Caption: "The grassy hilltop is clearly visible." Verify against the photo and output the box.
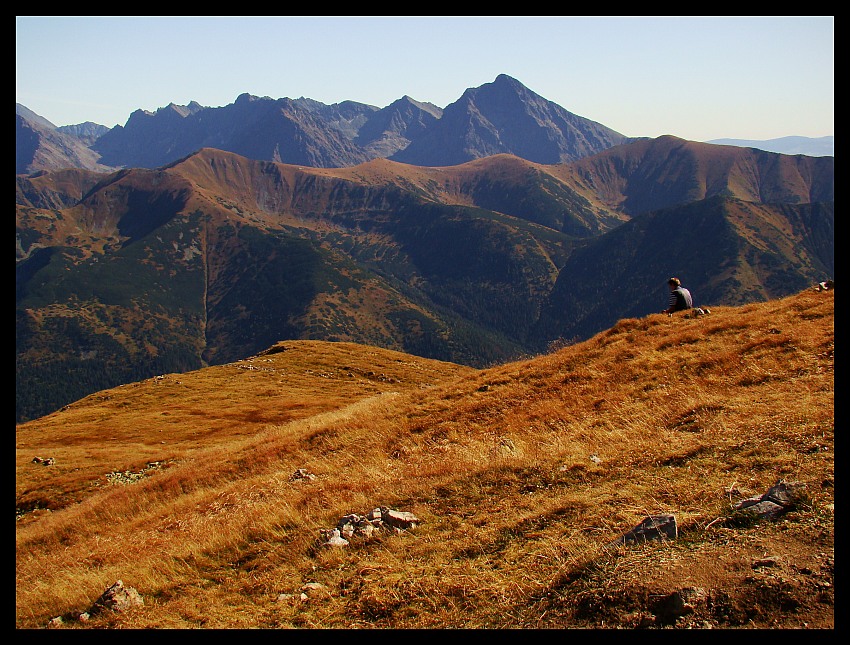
[16,287,834,629]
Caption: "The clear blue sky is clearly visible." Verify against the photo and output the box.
[16,16,834,142]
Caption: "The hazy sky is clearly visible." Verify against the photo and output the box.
[16,16,834,142]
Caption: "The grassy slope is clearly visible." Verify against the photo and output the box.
[16,288,834,629]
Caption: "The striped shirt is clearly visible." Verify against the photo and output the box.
[668,286,693,312]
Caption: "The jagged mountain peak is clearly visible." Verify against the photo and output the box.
[18,75,640,174]
[494,72,522,84]
[353,95,443,158]
[455,73,551,111]
[158,101,205,118]
[390,75,630,166]
[393,94,443,116]
[235,92,261,104]
[480,72,530,95]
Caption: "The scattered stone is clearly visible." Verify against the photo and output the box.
[105,461,168,485]
[319,528,350,547]
[735,499,785,518]
[753,556,781,569]
[301,582,330,600]
[733,479,806,519]
[652,587,708,623]
[624,611,656,628]
[379,507,420,530]
[606,514,678,549]
[290,468,316,482]
[89,580,144,615]
[319,506,420,547]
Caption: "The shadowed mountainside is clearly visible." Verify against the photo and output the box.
[16,140,834,423]
[16,109,116,175]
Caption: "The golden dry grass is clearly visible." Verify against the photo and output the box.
[16,289,834,629]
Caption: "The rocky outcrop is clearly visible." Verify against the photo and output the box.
[607,514,678,549]
[319,506,421,548]
[89,580,144,615]
[46,580,144,627]
[731,479,807,520]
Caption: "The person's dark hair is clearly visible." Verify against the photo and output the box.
[667,277,680,287]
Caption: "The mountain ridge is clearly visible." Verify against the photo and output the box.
[17,75,638,175]
[16,141,833,423]
[16,72,833,179]
[706,135,833,157]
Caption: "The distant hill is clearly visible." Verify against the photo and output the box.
[705,135,833,157]
[16,139,834,422]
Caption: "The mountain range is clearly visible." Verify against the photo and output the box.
[706,135,833,157]
[15,75,835,423]
[15,73,832,178]
[17,74,639,175]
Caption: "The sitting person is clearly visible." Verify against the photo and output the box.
[663,277,693,314]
